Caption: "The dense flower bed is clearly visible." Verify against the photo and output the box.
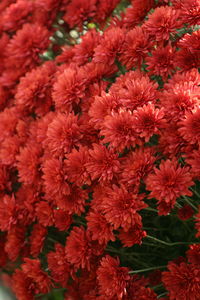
[0,0,200,299]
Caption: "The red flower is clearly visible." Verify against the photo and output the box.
[162,261,200,300]
[42,156,70,201]
[86,144,120,183]
[21,258,52,294]
[178,108,200,145]
[86,210,115,244]
[186,149,200,180]
[146,159,194,215]
[187,244,200,265]
[177,204,194,221]
[5,226,26,261]
[63,0,96,28]
[47,243,70,286]
[1,0,33,33]
[118,223,146,247]
[97,255,130,299]
[120,147,156,189]
[101,184,147,231]
[52,68,86,113]
[54,209,72,231]
[93,27,125,66]
[132,104,165,142]
[100,111,138,151]
[120,26,153,69]
[35,201,54,227]
[146,45,175,79]
[180,0,200,26]
[12,269,35,300]
[30,224,47,257]
[65,226,103,270]
[143,6,181,41]
[6,23,50,71]
[46,112,82,157]
[65,146,91,186]
[0,194,16,231]
[15,62,55,116]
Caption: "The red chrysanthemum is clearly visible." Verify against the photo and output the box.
[120,147,156,189]
[47,243,70,286]
[180,0,200,26]
[162,261,200,300]
[146,159,194,215]
[12,269,35,300]
[178,108,200,145]
[65,226,103,270]
[15,62,55,116]
[46,112,82,157]
[54,209,72,231]
[187,244,200,265]
[143,6,181,41]
[97,255,130,299]
[186,149,200,179]
[63,0,97,28]
[0,194,17,231]
[6,23,50,71]
[146,45,175,79]
[101,184,147,231]
[35,201,54,227]
[86,210,115,244]
[177,204,194,221]
[93,27,125,66]
[132,104,165,142]
[1,0,33,33]
[118,223,146,247]
[120,26,153,70]
[65,146,91,186]
[100,111,138,151]
[86,144,121,183]
[52,68,86,113]
[29,224,47,257]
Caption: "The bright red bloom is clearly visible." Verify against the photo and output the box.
[195,206,200,237]
[35,201,54,227]
[187,244,200,265]
[143,6,181,41]
[101,184,147,231]
[100,111,138,151]
[132,104,165,142]
[47,243,70,286]
[16,142,42,185]
[178,108,200,146]
[54,209,72,231]
[65,146,91,186]
[5,226,26,261]
[97,255,130,299]
[123,0,155,29]
[30,224,47,257]
[162,261,200,300]
[15,62,55,116]
[93,27,125,66]
[86,210,115,244]
[21,258,52,294]
[46,112,82,157]
[146,159,193,215]
[120,147,156,189]
[65,226,104,270]
[1,0,33,33]
[95,0,120,25]
[120,26,153,70]
[186,149,200,180]
[0,135,20,166]
[86,144,121,183]
[6,23,50,72]
[180,0,200,26]
[146,45,175,79]
[42,157,70,201]
[52,68,86,113]
[118,223,146,247]
[89,92,121,130]
[12,269,35,300]
[63,0,97,28]
[0,194,16,231]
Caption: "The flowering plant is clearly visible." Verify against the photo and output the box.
[0,0,200,299]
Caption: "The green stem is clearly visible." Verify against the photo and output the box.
[189,187,200,200]
[146,235,196,246]
[115,59,126,74]
[143,207,158,213]
[129,265,166,274]
[157,292,168,299]
[182,195,198,212]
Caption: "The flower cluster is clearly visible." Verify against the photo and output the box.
[0,0,200,299]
